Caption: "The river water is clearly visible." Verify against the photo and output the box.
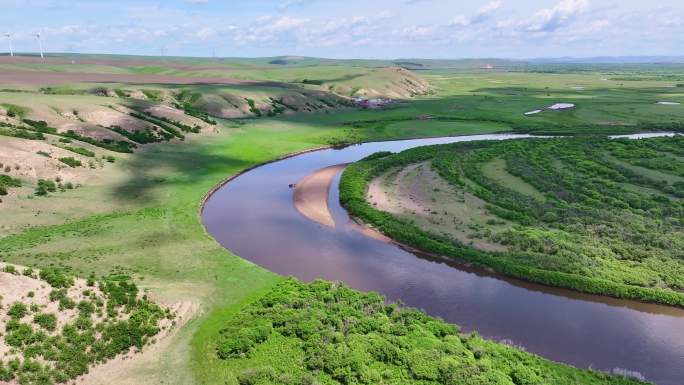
[202,133,684,385]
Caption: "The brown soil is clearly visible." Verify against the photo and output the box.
[144,104,210,131]
[74,300,200,385]
[80,108,150,132]
[0,136,93,181]
[0,263,105,360]
[367,162,509,252]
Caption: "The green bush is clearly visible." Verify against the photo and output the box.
[58,157,82,168]
[62,130,135,153]
[22,119,57,133]
[1,103,28,118]
[0,174,21,196]
[64,146,95,157]
[7,302,27,319]
[33,313,57,331]
[39,268,74,288]
[35,179,56,196]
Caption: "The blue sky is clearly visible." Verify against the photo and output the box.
[1,0,683,59]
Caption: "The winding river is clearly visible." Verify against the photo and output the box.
[202,133,684,385]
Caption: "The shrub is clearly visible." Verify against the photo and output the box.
[39,268,74,288]
[1,103,28,118]
[22,119,57,133]
[0,174,21,196]
[33,313,57,331]
[58,157,82,168]
[64,146,95,157]
[245,98,262,116]
[7,302,27,319]
[35,179,56,196]
[237,367,277,385]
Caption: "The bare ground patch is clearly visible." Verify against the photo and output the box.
[367,162,509,252]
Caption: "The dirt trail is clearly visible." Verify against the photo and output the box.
[293,164,346,227]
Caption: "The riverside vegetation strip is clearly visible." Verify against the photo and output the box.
[340,136,684,307]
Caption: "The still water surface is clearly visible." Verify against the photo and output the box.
[203,133,684,385]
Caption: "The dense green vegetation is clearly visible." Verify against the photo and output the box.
[214,279,647,385]
[0,123,46,140]
[0,265,169,385]
[35,179,57,196]
[341,136,684,306]
[63,146,95,158]
[58,157,83,168]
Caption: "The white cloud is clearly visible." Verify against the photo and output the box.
[278,0,314,10]
[449,0,503,27]
[3,0,684,58]
[518,0,589,32]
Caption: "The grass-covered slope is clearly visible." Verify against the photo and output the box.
[211,279,647,385]
[340,136,684,306]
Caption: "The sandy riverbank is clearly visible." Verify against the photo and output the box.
[293,164,346,227]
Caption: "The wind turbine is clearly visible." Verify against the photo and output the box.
[3,33,12,57]
[35,32,44,59]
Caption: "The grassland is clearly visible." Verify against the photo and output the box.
[341,136,684,307]
[1,55,684,383]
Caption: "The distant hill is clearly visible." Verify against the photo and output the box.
[530,56,684,64]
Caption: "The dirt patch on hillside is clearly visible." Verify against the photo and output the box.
[144,104,209,131]
[0,264,110,357]
[81,109,149,131]
[0,136,92,182]
[75,300,200,385]
[59,121,130,140]
[0,262,193,385]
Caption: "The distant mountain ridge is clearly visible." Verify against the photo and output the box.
[529,56,684,64]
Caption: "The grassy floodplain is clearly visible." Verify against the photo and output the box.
[1,55,683,383]
[341,136,684,307]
